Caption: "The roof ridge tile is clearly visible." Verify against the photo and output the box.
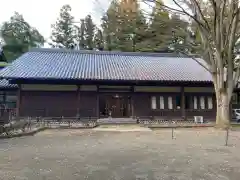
[29,48,186,57]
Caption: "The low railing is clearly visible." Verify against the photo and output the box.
[29,116,98,128]
[136,115,214,125]
[0,108,17,125]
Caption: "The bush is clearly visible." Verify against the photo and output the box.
[0,120,32,135]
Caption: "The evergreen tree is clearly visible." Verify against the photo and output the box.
[169,14,193,53]
[147,2,173,52]
[0,12,44,61]
[101,0,148,52]
[94,28,104,50]
[117,0,148,52]
[78,19,85,49]
[101,0,120,51]
[133,11,150,52]
[0,46,7,62]
[84,15,95,50]
[50,4,76,49]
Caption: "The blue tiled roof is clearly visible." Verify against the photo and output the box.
[0,48,212,82]
[0,64,17,89]
[0,79,17,89]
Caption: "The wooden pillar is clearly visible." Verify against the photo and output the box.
[16,84,22,118]
[181,87,185,119]
[131,86,134,118]
[76,85,81,118]
[96,85,100,118]
[3,92,6,105]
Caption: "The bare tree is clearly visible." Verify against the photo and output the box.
[143,0,240,128]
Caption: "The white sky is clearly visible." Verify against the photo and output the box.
[0,0,172,43]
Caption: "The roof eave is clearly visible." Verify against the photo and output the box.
[6,77,213,86]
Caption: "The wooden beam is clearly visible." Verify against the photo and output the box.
[16,84,22,118]
[96,85,100,118]
[76,85,81,118]
[181,86,185,119]
[131,86,134,118]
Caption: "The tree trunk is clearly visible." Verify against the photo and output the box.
[215,91,230,128]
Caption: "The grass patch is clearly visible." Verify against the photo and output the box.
[231,124,240,127]
[0,62,8,67]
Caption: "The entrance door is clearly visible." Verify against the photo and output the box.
[112,97,124,117]
[104,95,129,118]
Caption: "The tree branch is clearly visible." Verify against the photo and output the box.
[225,5,240,50]
[191,0,211,31]
[208,0,217,38]
[143,0,209,32]
[171,0,209,31]
[175,49,211,73]
[219,0,226,54]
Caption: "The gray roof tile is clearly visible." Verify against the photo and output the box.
[0,65,17,89]
[0,79,17,89]
[0,48,212,82]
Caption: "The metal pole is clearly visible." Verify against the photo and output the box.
[225,128,229,146]
[172,127,174,139]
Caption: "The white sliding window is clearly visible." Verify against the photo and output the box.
[200,96,205,109]
[168,96,173,109]
[151,96,157,110]
[159,96,164,109]
[193,96,198,109]
[207,97,213,109]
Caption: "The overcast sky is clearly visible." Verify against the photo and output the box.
[0,0,172,43]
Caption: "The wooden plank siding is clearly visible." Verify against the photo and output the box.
[20,91,77,117]
[78,92,98,117]
[16,84,217,120]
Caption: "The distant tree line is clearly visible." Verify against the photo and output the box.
[0,0,201,61]
[49,1,201,53]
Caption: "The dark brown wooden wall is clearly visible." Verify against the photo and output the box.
[79,92,97,117]
[20,91,77,117]
[19,90,216,119]
[20,91,98,117]
[132,93,151,117]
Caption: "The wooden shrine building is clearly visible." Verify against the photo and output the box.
[0,48,239,121]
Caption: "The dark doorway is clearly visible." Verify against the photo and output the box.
[99,94,131,118]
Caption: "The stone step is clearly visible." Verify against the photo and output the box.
[97,118,137,125]
[98,124,142,128]
[94,124,151,132]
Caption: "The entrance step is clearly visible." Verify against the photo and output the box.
[97,118,137,125]
[94,124,151,132]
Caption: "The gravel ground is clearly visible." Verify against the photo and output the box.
[0,128,240,180]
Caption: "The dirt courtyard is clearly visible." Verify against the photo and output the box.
[0,128,240,180]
